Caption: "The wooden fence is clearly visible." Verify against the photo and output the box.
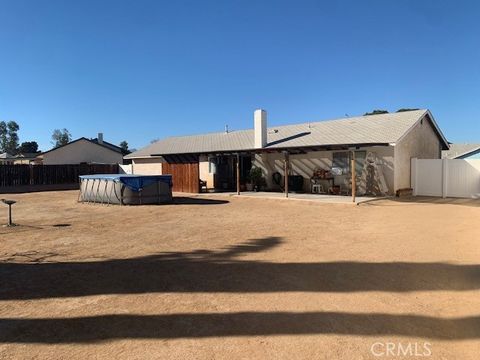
[0,164,119,187]
[162,162,199,193]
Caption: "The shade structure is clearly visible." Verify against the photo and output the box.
[78,174,173,205]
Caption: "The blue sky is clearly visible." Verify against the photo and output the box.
[1,0,479,151]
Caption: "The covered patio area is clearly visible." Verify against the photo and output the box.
[199,144,391,203]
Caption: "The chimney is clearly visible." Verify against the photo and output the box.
[254,109,267,148]
[97,132,103,144]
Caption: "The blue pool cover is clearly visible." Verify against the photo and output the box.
[79,174,173,192]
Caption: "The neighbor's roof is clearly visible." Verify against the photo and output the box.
[41,137,124,156]
[15,152,41,159]
[126,109,448,158]
[442,143,480,159]
[90,138,124,153]
[0,152,14,159]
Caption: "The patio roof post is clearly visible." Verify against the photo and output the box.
[283,151,289,198]
[236,153,240,195]
[351,150,356,203]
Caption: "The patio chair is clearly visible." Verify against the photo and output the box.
[310,178,326,194]
[199,179,208,193]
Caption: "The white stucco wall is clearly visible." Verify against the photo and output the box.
[131,157,163,175]
[119,164,133,174]
[42,139,123,165]
[394,116,442,191]
[252,146,395,195]
[199,155,214,189]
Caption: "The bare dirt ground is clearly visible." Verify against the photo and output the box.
[0,190,479,359]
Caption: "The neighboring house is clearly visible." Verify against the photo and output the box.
[40,133,124,165]
[125,109,449,195]
[1,152,41,164]
[13,152,42,165]
[442,143,480,159]
[0,152,15,165]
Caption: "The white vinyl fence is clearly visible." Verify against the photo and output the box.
[119,164,133,174]
[411,158,480,199]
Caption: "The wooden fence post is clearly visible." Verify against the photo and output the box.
[29,164,34,185]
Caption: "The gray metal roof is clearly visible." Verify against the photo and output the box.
[126,109,446,158]
[442,143,480,159]
[0,152,14,159]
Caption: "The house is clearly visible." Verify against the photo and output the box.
[125,109,449,195]
[1,152,41,165]
[13,152,42,165]
[0,152,15,165]
[40,133,124,165]
[442,143,480,159]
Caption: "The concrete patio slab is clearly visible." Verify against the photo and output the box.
[190,191,380,204]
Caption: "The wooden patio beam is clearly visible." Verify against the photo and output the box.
[351,150,356,203]
[283,151,289,198]
[236,153,240,195]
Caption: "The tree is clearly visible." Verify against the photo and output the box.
[19,141,39,153]
[364,110,389,116]
[0,121,7,152]
[119,141,128,152]
[6,121,19,154]
[119,140,131,155]
[0,121,20,154]
[51,128,72,147]
[396,108,419,112]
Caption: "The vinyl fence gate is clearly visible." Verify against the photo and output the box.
[411,158,480,199]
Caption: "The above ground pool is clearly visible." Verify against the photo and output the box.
[78,174,173,205]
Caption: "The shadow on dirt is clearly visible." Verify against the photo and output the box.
[1,312,478,343]
[1,237,479,342]
[172,197,229,205]
[1,237,479,300]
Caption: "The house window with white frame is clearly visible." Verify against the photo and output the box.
[332,152,350,175]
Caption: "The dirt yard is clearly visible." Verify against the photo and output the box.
[0,191,479,359]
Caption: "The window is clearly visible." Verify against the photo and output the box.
[332,151,366,176]
[332,152,350,175]
[208,157,217,174]
[354,151,366,175]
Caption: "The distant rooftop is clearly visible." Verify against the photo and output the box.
[41,137,124,155]
[0,152,14,159]
[442,143,480,159]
